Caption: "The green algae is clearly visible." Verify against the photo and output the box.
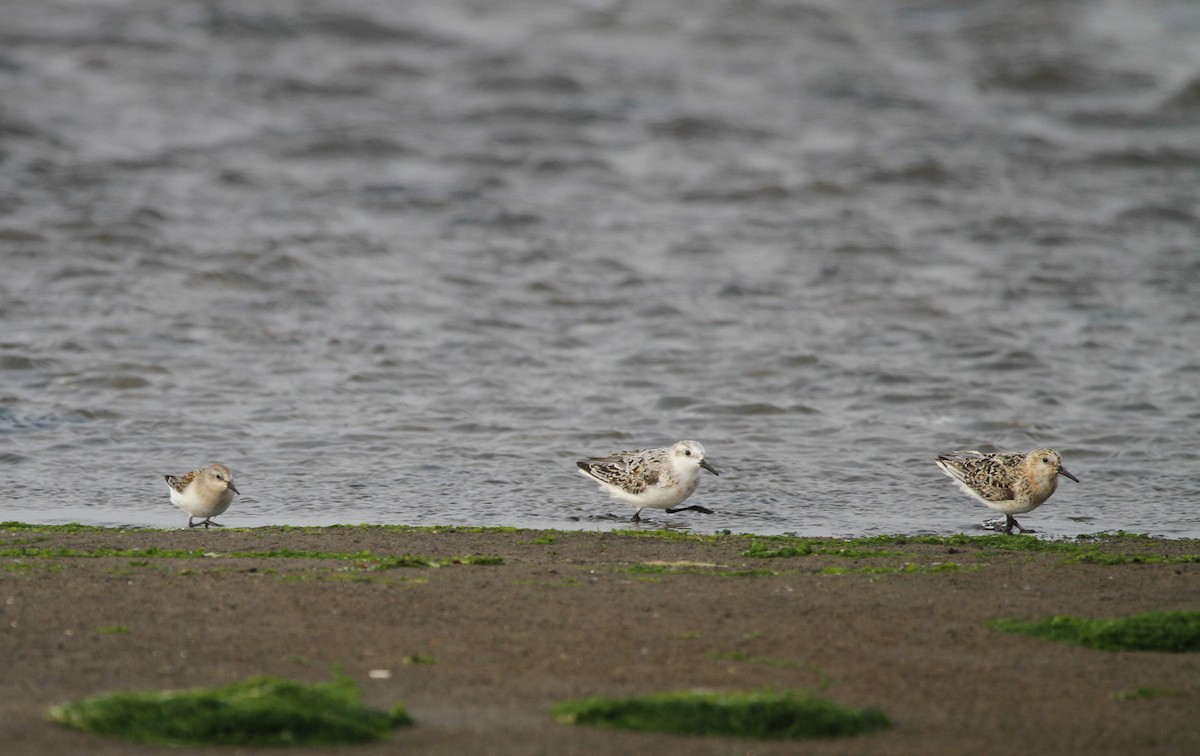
[95,625,130,635]
[740,541,899,559]
[0,545,502,568]
[0,522,112,534]
[707,651,797,668]
[2,523,1190,572]
[402,654,437,665]
[819,562,961,575]
[1068,552,1200,565]
[0,546,208,559]
[626,562,776,577]
[553,689,888,739]
[989,610,1200,652]
[1112,687,1187,701]
[49,676,412,746]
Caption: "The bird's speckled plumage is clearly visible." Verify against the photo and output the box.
[577,440,719,522]
[935,448,1078,534]
[165,463,239,529]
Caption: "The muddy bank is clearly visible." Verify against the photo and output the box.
[1,525,1197,754]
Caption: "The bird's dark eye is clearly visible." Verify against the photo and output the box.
[685,450,692,456]
[1041,457,1049,464]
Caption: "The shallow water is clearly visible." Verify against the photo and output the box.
[2,0,1199,536]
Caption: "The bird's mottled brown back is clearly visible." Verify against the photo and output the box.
[165,469,200,494]
[937,452,1022,502]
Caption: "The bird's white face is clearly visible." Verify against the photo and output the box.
[671,441,719,476]
[672,440,705,466]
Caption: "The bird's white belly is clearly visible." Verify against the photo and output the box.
[170,487,234,518]
[981,498,1036,515]
[609,478,697,509]
[951,479,1039,515]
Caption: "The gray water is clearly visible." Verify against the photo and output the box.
[2,0,1199,536]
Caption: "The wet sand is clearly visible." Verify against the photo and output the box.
[1,525,1197,755]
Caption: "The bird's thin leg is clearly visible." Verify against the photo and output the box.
[631,510,641,523]
[188,517,200,528]
[1003,515,1036,534]
[667,505,714,515]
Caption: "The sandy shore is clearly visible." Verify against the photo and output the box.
[1,524,1197,754]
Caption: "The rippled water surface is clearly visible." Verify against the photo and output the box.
[2,0,1199,536]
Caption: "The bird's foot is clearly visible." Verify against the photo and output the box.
[1005,516,1035,535]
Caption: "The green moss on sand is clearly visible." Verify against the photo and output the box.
[1111,687,1187,700]
[552,689,888,739]
[1068,552,1200,565]
[49,676,412,746]
[0,545,501,568]
[741,541,899,559]
[819,562,960,575]
[626,562,775,577]
[990,610,1200,652]
[0,522,110,534]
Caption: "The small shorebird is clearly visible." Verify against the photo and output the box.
[577,440,719,522]
[934,448,1078,534]
[165,463,240,529]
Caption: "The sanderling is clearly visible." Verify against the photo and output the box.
[165,463,240,529]
[577,440,719,522]
[934,448,1078,534]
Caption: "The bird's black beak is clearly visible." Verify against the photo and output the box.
[1058,467,1079,483]
[228,482,241,495]
[700,460,719,476]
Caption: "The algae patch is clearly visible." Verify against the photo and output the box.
[0,544,502,569]
[989,610,1200,652]
[552,689,888,739]
[94,625,130,635]
[1112,687,1187,701]
[741,541,898,559]
[707,651,797,668]
[627,561,775,577]
[1068,552,1200,565]
[49,676,412,746]
[820,562,960,575]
